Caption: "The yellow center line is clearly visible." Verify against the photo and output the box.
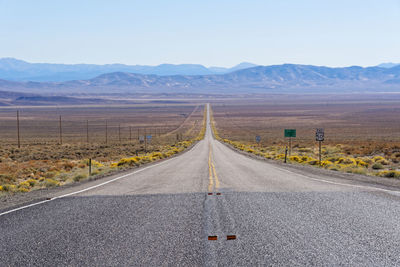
[208,143,220,192]
[208,143,214,192]
[211,162,220,189]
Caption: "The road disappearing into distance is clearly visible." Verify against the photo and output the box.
[2,104,400,266]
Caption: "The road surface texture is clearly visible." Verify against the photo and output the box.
[2,104,400,266]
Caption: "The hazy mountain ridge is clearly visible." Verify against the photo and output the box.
[1,63,400,95]
[377,63,400,68]
[0,58,258,82]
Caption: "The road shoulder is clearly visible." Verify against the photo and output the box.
[217,139,400,191]
[0,139,202,213]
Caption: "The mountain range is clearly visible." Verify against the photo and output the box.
[0,58,258,82]
[1,64,400,96]
[377,63,400,68]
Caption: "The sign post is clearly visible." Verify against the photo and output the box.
[284,129,296,156]
[284,146,288,163]
[144,129,147,153]
[316,128,324,166]
[88,158,92,176]
[255,135,261,146]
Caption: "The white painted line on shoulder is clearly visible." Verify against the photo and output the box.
[0,148,189,217]
[269,164,400,194]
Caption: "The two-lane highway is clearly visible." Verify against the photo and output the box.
[2,104,400,266]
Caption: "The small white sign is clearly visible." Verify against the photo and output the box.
[139,136,145,143]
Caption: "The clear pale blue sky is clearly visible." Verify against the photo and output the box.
[1,0,399,67]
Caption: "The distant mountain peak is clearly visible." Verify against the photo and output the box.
[377,63,400,68]
[232,62,258,68]
[2,63,400,95]
[0,58,259,82]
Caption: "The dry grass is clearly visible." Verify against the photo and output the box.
[0,103,206,194]
[211,97,400,178]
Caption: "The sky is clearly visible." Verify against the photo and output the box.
[1,0,399,67]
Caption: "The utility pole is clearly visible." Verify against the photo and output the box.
[17,110,20,148]
[59,115,62,145]
[105,120,108,145]
[118,124,121,143]
[86,120,89,144]
[88,158,92,176]
[144,128,147,153]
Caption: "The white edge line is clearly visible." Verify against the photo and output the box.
[267,163,400,194]
[0,143,198,217]
[216,139,400,195]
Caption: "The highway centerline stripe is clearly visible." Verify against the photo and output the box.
[208,143,214,192]
[211,162,220,189]
[208,142,220,192]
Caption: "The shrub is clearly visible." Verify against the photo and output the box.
[245,148,255,153]
[355,159,369,168]
[328,165,340,171]
[336,158,356,165]
[321,160,333,167]
[73,174,87,182]
[0,174,15,184]
[26,179,37,187]
[373,156,385,162]
[85,159,104,168]
[58,173,69,182]
[117,157,140,167]
[18,187,29,193]
[306,159,319,166]
[275,154,286,160]
[372,163,384,170]
[377,159,390,165]
[1,184,16,192]
[44,178,59,187]
[301,156,312,162]
[44,171,57,178]
[350,167,368,175]
[289,155,302,163]
[18,181,31,189]
[110,162,118,168]
[298,148,312,153]
[62,161,76,171]
[377,170,400,178]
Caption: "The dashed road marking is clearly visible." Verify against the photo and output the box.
[208,236,218,241]
[227,235,237,240]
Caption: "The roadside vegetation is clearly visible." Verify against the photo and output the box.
[210,102,400,179]
[0,104,207,195]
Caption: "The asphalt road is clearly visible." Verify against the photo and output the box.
[2,104,400,266]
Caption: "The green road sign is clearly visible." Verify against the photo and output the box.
[284,129,296,138]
